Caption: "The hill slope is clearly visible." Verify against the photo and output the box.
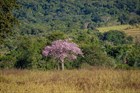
[14,0,140,34]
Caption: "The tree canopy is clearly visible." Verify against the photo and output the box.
[13,0,140,34]
[0,0,18,40]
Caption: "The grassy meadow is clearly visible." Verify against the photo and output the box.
[0,68,140,93]
[97,24,140,39]
[97,25,131,33]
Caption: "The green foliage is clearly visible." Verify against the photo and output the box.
[127,44,140,67]
[104,42,140,68]
[0,0,18,41]
[103,30,133,45]
[0,54,16,69]
[46,31,67,42]
[80,45,115,67]
[105,44,132,60]
[115,63,131,70]
[13,0,140,33]
[0,0,140,70]
[0,36,48,69]
[0,29,139,69]
[69,30,116,68]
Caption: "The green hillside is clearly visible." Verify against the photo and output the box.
[0,0,140,70]
[14,0,140,34]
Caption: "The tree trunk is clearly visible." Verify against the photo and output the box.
[61,62,64,70]
[58,62,60,70]
[123,56,127,64]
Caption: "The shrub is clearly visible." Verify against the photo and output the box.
[103,30,132,45]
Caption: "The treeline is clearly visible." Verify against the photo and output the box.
[0,30,140,69]
[14,0,140,34]
[0,0,140,70]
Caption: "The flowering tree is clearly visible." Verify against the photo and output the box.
[42,39,83,70]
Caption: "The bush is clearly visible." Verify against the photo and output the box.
[115,63,131,70]
[80,45,115,67]
[103,30,132,45]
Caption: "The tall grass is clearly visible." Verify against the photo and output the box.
[0,68,140,93]
[97,25,131,32]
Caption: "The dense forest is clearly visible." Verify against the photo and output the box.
[14,0,140,34]
[0,0,140,70]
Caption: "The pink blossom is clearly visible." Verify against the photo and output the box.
[42,39,83,63]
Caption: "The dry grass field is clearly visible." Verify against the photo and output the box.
[97,25,131,33]
[0,68,140,93]
[97,24,140,40]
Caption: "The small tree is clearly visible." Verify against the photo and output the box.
[42,39,83,70]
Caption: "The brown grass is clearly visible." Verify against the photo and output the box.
[97,24,140,41]
[0,68,140,93]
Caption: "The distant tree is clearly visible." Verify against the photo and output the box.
[118,14,130,24]
[47,31,66,42]
[81,45,115,67]
[103,30,132,45]
[13,36,46,69]
[127,44,140,67]
[42,39,83,70]
[0,0,18,42]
